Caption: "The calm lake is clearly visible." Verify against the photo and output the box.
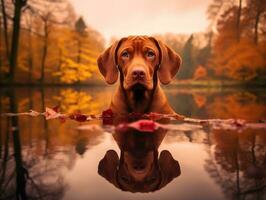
[0,86,266,200]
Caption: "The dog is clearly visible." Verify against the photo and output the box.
[98,125,181,192]
[97,36,181,114]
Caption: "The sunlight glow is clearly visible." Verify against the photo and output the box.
[69,0,211,42]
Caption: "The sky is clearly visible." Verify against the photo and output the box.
[69,0,212,42]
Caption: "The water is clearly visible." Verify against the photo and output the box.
[0,86,266,200]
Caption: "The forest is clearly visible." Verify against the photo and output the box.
[0,0,265,85]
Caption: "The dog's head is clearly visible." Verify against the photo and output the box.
[98,128,181,192]
[97,36,181,89]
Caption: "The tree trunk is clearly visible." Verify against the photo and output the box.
[57,48,62,83]
[236,0,242,42]
[0,16,2,73]
[254,10,261,45]
[9,90,28,199]
[0,0,10,61]
[27,30,33,83]
[40,21,48,83]
[9,0,26,82]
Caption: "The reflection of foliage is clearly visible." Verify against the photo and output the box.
[192,93,207,108]
[0,89,106,199]
[53,89,102,114]
[166,88,266,120]
[205,130,266,199]
[206,92,266,120]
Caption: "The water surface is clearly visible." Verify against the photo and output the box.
[0,86,266,200]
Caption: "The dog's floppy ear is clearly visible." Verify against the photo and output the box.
[98,150,119,187]
[158,150,181,189]
[97,39,123,84]
[151,37,182,85]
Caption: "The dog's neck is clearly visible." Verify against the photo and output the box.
[111,83,173,114]
[125,84,153,113]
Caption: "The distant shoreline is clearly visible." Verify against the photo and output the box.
[0,80,266,88]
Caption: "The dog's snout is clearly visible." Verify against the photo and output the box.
[132,68,146,80]
[133,162,146,171]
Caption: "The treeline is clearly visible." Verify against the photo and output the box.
[0,0,265,84]
[158,0,266,82]
[0,0,105,84]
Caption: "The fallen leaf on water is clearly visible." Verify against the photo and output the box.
[102,109,114,125]
[74,114,88,122]
[44,107,61,120]
[52,105,60,113]
[102,109,113,118]
[129,120,158,132]
[29,110,41,117]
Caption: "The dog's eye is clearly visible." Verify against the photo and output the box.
[121,51,129,58]
[146,50,155,58]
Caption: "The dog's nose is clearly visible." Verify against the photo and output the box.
[132,69,145,80]
[133,163,145,171]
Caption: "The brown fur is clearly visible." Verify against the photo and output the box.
[98,128,181,192]
[97,36,181,114]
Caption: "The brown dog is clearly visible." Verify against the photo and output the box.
[97,36,181,114]
[98,126,181,192]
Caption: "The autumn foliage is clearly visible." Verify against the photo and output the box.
[0,0,104,84]
[0,0,265,84]
[208,0,266,81]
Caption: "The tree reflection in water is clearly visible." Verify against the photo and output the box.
[205,129,266,200]
[0,90,68,199]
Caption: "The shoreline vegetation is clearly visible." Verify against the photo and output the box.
[1,79,266,88]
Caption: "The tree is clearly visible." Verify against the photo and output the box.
[178,34,195,79]
[53,18,102,84]
[9,0,27,82]
[208,0,266,81]
[0,0,105,84]
[0,0,10,61]
[26,0,75,83]
[236,0,242,42]
[246,0,266,44]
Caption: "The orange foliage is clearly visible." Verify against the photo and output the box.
[209,2,266,81]
[193,65,207,80]
[212,39,265,80]
[193,94,207,108]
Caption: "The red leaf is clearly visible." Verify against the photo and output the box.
[52,105,60,113]
[129,120,159,132]
[45,107,60,120]
[102,109,114,125]
[59,116,66,123]
[115,123,129,133]
[74,114,87,122]
[102,109,113,118]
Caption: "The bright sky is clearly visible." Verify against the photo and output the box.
[69,0,211,42]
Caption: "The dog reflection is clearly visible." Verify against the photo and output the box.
[98,127,181,192]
